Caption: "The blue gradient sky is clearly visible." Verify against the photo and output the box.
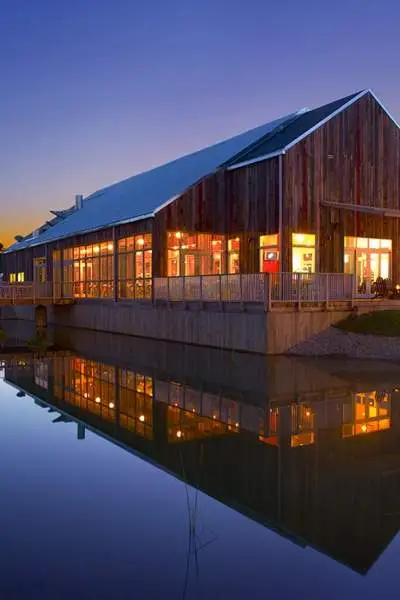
[1,0,400,245]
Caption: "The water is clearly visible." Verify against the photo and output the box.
[1,324,400,599]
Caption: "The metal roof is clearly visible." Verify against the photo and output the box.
[7,111,299,252]
[226,91,365,168]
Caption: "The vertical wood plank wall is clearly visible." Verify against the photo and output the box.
[153,160,280,276]
[283,93,400,275]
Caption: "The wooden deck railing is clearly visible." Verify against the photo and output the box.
[153,273,356,309]
[0,282,72,305]
[0,273,356,308]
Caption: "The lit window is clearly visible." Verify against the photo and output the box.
[63,241,114,298]
[292,233,315,247]
[292,233,316,273]
[118,234,152,300]
[9,273,16,283]
[260,234,278,247]
[17,272,24,282]
[167,232,240,276]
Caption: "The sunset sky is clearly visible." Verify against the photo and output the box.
[1,0,400,247]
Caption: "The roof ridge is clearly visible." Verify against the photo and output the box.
[219,110,306,169]
[222,109,310,168]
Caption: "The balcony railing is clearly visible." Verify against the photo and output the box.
[154,272,355,309]
[0,282,70,304]
[0,273,356,308]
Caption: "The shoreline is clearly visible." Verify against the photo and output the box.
[287,326,400,361]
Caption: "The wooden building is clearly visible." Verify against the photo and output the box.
[3,89,400,300]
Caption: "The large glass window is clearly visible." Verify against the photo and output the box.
[62,247,74,297]
[167,232,240,276]
[64,242,114,298]
[118,234,152,299]
[292,233,316,273]
[344,237,392,285]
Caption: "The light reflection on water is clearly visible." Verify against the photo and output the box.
[1,326,400,599]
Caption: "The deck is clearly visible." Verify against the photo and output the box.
[1,274,397,312]
[0,283,73,306]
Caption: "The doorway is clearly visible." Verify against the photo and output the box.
[33,257,48,298]
[344,237,392,291]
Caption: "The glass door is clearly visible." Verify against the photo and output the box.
[33,257,48,298]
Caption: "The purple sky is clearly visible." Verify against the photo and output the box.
[1,0,400,244]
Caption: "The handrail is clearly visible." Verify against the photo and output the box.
[0,282,73,305]
[153,272,356,307]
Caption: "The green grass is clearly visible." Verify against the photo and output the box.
[335,310,400,337]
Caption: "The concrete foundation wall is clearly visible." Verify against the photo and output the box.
[9,301,354,355]
[266,310,352,354]
[11,302,267,354]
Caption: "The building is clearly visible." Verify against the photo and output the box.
[3,89,400,300]
[5,345,400,574]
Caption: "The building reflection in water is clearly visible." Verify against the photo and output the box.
[4,353,400,576]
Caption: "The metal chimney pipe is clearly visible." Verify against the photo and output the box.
[75,194,83,210]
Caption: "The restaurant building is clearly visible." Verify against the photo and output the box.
[3,89,400,298]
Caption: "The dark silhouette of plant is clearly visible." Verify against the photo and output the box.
[0,329,7,351]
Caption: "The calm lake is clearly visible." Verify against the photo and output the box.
[1,322,400,599]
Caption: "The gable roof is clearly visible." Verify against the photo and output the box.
[226,91,365,168]
[6,111,299,252]
[8,88,393,254]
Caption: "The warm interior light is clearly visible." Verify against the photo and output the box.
[396,285,400,291]
[83,393,88,399]
[95,397,101,403]
[139,415,145,422]
[235,237,240,242]
[137,238,145,246]
[192,408,196,413]
[93,246,100,253]
[109,402,115,409]
[361,424,367,432]
[305,410,311,417]
[235,422,239,427]
[175,232,182,239]
[176,430,183,438]
[107,243,114,251]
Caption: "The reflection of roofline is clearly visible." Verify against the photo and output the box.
[10,380,307,547]
[5,372,397,576]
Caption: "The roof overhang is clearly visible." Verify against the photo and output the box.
[3,213,154,253]
[226,150,284,170]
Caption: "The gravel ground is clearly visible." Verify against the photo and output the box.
[287,326,400,360]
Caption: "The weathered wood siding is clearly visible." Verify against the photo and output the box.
[153,159,280,275]
[283,93,400,274]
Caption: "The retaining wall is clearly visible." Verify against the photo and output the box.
[10,301,353,355]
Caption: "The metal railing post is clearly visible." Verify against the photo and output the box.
[325,274,329,309]
[297,274,301,310]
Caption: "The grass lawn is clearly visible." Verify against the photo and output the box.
[334,310,400,337]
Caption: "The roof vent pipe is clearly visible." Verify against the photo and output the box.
[75,194,84,210]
